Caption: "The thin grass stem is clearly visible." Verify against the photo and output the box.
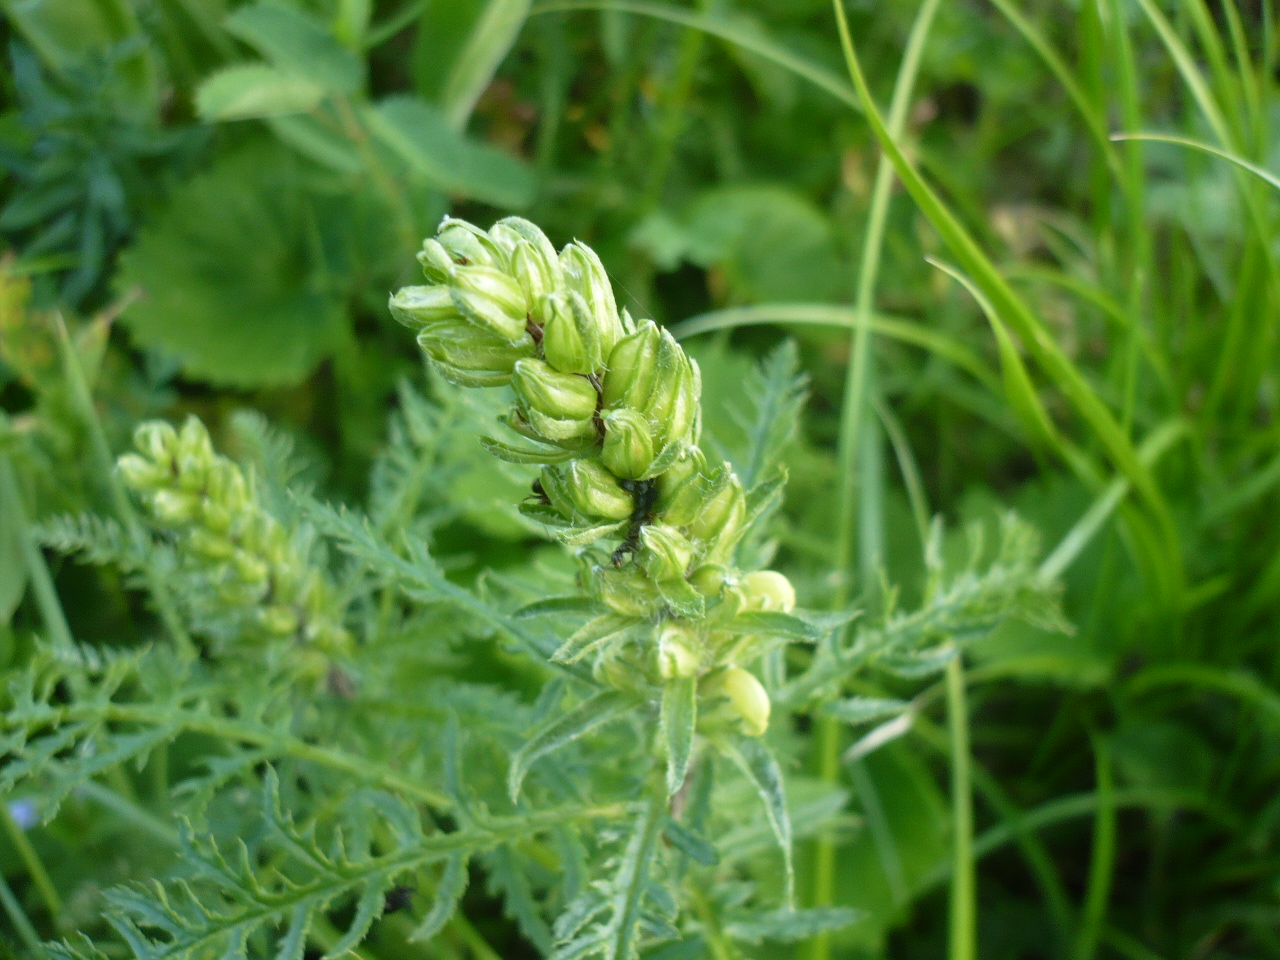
[945,654,976,960]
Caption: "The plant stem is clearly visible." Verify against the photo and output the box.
[449,912,505,960]
[0,866,45,958]
[1075,733,1116,960]
[811,4,942,957]
[946,653,976,960]
[0,803,61,921]
[0,454,74,651]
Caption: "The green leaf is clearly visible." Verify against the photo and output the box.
[604,798,663,960]
[723,737,793,907]
[634,186,840,302]
[513,595,605,619]
[267,114,362,173]
[225,1,362,94]
[116,143,347,387]
[408,855,469,942]
[551,613,636,664]
[661,817,718,867]
[661,677,696,797]
[367,96,535,208]
[508,691,633,800]
[196,64,325,121]
[826,697,910,726]
[441,0,533,128]
[724,907,862,944]
[0,471,27,624]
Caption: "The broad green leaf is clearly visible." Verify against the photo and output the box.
[367,96,535,208]
[661,677,696,797]
[635,186,840,302]
[225,1,362,94]
[196,64,325,121]
[267,114,362,174]
[116,143,347,387]
[508,690,633,800]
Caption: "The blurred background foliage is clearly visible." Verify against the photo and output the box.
[1,0,1280,957]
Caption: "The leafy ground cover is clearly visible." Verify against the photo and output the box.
[1,1,1279,958]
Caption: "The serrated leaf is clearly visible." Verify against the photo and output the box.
[226,1,362,94]
[661,818,717,867]
[724,907,862,944]
[552,613,635,665]
[508,691,633,800]
[723,737,793,907]
[481,435,580,464]
[825,697,910,726]
[116,142,346,387]
[513,595,605,619]
[604,800,663,960]
[196,64,325,121]
[367,96,534,208]
[409,855,469,942]
[661,677,696,797]
[878,644,957,678]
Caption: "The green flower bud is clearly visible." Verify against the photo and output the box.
[133,420,177,465]
[542,459,634,522]
[640,524,695,581]
[593,566,663,618]
[416,238,456,282]
[117,453,162,490]
[449,266,529,340]
[689,564,728,598]
[657,622,701,679]
[511,242,560,313]
[259,604,300,637]
[601,408,655,479]
[421,329,531,387]
[687,473,746,550]
[561,241,623,354]
[437,219,500,267]
[740,570,795,613]
[602,320,661,410]
[151,489,197,525]
[655,447,707,500]
[702,666,770,737]
[521,406,598,442]
[656,465,723,529]
[512,359,599,421]
[389,286,457,331]
[540,294,592,375]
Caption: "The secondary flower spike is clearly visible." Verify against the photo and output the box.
[391,216,805,740]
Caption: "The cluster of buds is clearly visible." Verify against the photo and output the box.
[117,417,347,654]
[391,217,795,740]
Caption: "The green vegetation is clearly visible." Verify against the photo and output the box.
[1,1,1278,957]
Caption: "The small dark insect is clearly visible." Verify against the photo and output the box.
[530,478,551,505]
[384,886,415,914]
[612,479,658,567]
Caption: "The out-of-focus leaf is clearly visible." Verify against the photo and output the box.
[116,142,346,388]
[440,0,533,128]
[367,95,534,208]
[632,186,841,302]
[196,64,326,121]
[0,470,27,624]
[267,114,362,174]
[225,1,362,95]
